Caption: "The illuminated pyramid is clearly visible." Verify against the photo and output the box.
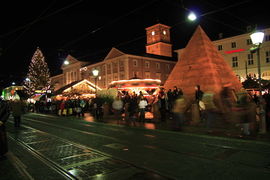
[164,26,242,97]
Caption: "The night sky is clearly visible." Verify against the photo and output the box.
[0,0,268,89]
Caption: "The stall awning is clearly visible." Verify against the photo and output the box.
[31,94,45,101]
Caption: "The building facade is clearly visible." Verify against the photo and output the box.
[175,28,270,81]
[51,24,177,91]
[51,24,270,92]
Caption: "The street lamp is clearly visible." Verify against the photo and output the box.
[250,30,265,133]
[92,68,99,94]
[64,60,69,65]
[187,11,197,21]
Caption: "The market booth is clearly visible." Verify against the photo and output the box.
[53,79,102,100]
[108,78,161,96]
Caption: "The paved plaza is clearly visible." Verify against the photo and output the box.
[1,113,270,180]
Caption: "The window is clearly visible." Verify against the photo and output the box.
[133,71,139,77]
[166,64,170,70]
[133,59,138,67]
[156,62,160,69]
[232,56,238,67]
[248,72,256,78]
[265,35,270,41]
[151,31,155,35]
[262,71,270,80]
[218,45,223,51]
[247,39,252,45]
[247,54,254,65]
[120,73,125,80]
[119,61,124,66]
[231,42,236,48]
[145,61,150,68]
[266,51,270,63]
[113,74,118,81]
[107,64,111,74]
[145,72,150,79]
[156,72,161,80]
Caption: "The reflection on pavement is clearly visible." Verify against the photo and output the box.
[83,113,94,122]
[144,123,156,130]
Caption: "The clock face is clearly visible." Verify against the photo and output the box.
[163,30,166,35]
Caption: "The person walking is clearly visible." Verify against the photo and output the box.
[138,96,148,122]
[10,99,25,127]
[237,94,256,136]
[201,92,219,131]
[0,97,10,159]
[158,89,168,122]
[192,85,204,124]
[112,96,124,124]
[172,95,187,131]
[79,99,86,117]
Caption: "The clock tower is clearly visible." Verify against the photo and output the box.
[145,23,172,57]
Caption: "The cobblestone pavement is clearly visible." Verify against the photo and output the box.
[2,113,270,180]
[5,124,168,180]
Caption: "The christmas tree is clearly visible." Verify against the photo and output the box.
[24,47,51,95]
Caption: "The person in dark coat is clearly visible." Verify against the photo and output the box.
[195,85,204,102]
[10,99,25,127]
[0,98,10,159]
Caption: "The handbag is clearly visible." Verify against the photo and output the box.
[199,101,205,110]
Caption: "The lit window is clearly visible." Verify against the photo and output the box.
[156,72,161,79]
[248,72,256,78]
[145,72,150,79]
[151,31,155,35]
[163,30,166,35]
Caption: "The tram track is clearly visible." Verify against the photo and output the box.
[8,134,79,180]
[22,114,270,155]
[7,114,270,179]
[7,122,175,180]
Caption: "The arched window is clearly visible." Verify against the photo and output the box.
[262,71,270,80]
[248,72,256,78]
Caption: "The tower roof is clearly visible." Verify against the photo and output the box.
[164,25,242,96]
[145,23,171,30]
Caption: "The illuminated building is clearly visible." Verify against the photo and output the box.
[165,26,242,96]
[51,23,177,91]
[175,27,270,81]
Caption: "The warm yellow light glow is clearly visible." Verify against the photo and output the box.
[110,79,161,85]
[64,79,102,92]
[92,69,99,77]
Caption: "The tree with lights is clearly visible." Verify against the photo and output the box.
[24,47,51,95]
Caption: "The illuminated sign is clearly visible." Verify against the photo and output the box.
[225,49,245,54]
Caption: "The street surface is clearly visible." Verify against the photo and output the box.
[3,113,270,180]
